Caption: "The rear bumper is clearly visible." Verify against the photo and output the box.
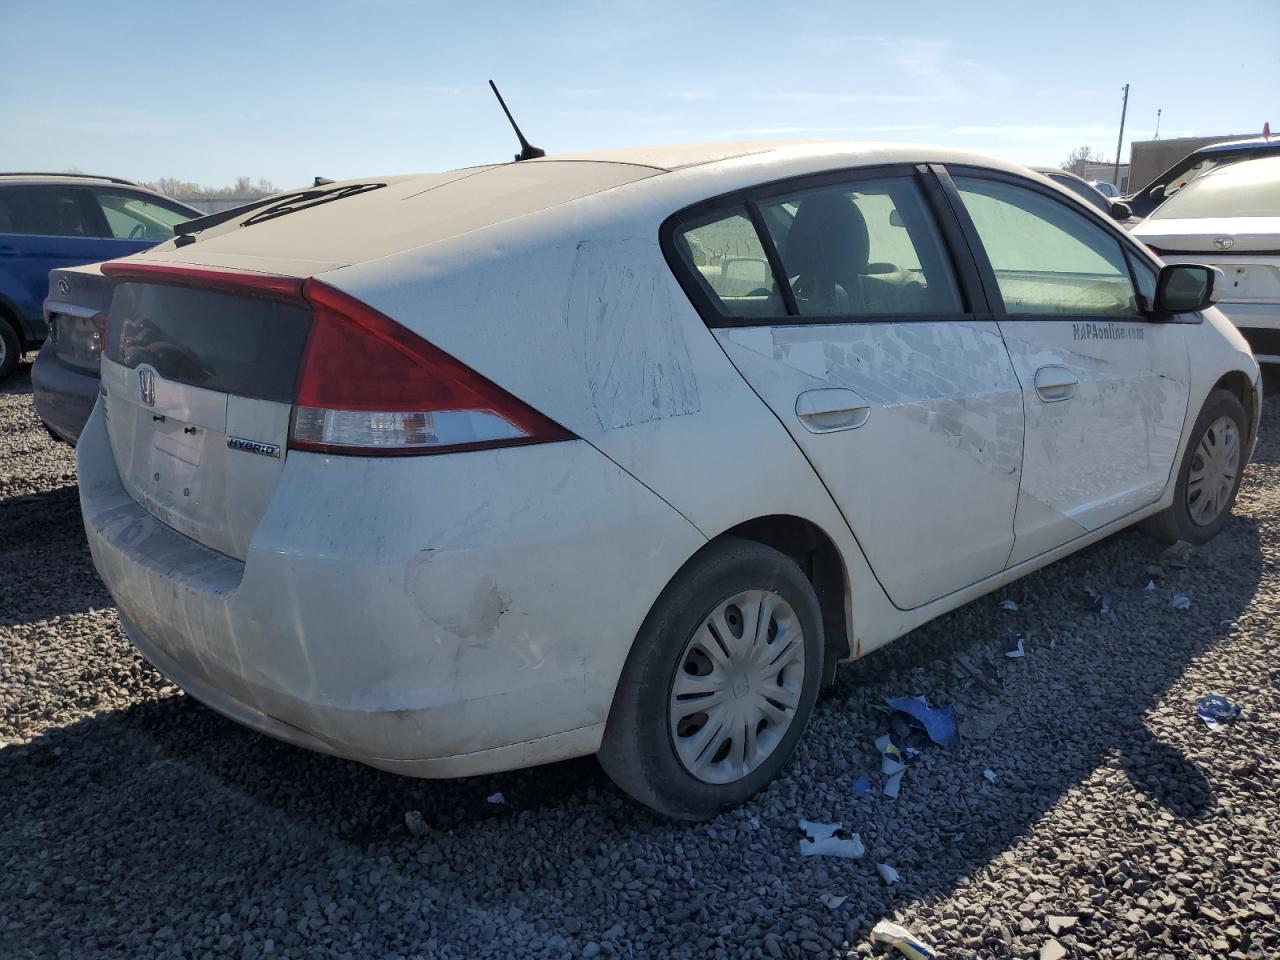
[1214,303,1280,363]
[77,404,703,777]
[30,340,98,445]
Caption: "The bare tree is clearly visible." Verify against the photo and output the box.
[1061,146,1106,170]
[141,177,277,199]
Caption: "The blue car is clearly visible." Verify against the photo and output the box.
[0,173,199,380]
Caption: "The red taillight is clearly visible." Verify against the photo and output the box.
[99,261,574,457]
[290,280,574,456]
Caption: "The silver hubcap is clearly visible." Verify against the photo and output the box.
[1187,415,1240,526]
[668,589,805,785]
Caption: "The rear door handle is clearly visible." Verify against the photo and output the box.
[1034,365,1079,403]
[0,245,18,257]
[795,388,871,432]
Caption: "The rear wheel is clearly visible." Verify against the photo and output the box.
[1143,388,1247,544]
[599,538,824,820]
[0,316,19,382]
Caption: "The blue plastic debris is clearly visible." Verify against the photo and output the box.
[883,696,958,749]
[1196,694,1242,730]
[853,775,871,796]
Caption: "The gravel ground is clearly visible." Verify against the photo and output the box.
[2,359,1277,960]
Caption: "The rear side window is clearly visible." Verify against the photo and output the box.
[678,208,784,319]
[954,176,1139,318]
[93,190,192,241]
[671,173,962,323]
[760,177,961,318]
[0,185,98,237]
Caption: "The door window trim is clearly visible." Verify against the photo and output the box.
[934,164,1169,323]
[660,163,990,328]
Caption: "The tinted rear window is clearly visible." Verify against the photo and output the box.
[106,283,312,402]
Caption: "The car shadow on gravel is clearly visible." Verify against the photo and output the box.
[0,504,1266,956]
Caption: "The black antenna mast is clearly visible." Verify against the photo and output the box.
[489,80,545,161]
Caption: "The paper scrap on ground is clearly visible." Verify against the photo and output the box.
[821,894,848,909]
[798,820,865,859]
[1170,593,1191,609]
[876,862,901,885]
[870,920,937,960]
[1000,599,1019,611]
[1006,633,1026,658]
[883,696,959,748]
[983,768,998,783]
[1144,579,1156,592]
[883,770,904,799]
[853,775,871,796]
[1086,586,1113,615]
[486,792,505,804]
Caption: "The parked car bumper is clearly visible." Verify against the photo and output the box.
[30,340,98,445]
[1216,302,1280,364]
[76,404,704,776]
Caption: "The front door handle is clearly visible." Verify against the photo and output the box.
[795,388,871,432]
[1034,365,1079,403]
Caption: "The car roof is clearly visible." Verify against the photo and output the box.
[0,172,141,187]
[1190,137,1280,157]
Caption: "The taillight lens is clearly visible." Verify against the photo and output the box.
[289,280,574,456]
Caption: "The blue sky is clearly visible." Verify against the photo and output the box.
[2,0,1277,189]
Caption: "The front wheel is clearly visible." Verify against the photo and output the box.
[598,538,824,820]
[1143,388,1247,544]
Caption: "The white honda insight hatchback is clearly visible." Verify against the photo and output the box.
[79,142,1260,818]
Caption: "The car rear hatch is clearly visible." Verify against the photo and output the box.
[46,264,112,371]
[99,268,312,561]
[1139,217,1280,304]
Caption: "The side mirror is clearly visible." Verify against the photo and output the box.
[1108,200,1133,220]
[1155,264,1222,315]
[1148,183,1167,201]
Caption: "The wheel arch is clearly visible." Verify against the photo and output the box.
[1211,369,1259,446]
[717,514,852,682]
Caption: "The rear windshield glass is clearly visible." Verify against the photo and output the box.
[1152,158,1280,220]
[106,283,312,402]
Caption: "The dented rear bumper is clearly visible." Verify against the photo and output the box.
[77,403,704,776]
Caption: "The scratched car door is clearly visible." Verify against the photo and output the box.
[945,169,1190,564]
[671,166,1024,609]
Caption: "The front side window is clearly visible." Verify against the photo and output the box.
[954,176,1140,317]
[93,190,193,241]
[759,176,962,318]
[0,185,96,237]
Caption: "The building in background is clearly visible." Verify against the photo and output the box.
[1128,134,1258,189]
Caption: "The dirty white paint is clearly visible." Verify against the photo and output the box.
[563,238,700,430]
[999,318,1190,565]
[719,320,1023,609]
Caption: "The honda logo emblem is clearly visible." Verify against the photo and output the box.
[138,368,156,406]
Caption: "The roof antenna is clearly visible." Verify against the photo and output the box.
[489,80,545,161]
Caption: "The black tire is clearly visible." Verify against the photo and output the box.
[0,316,19,382]
[1143,388,1247,545]
[598,537,824,820]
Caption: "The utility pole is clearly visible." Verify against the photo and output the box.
[1154,107,1162,140]
[1114,83,1129,186]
